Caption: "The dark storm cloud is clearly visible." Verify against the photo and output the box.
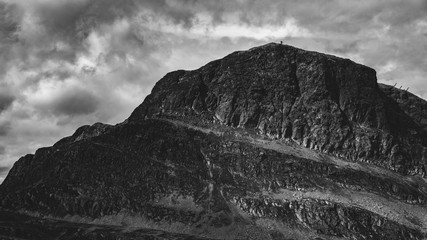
[0,146,5,155]
[0,2,20,43]
[0,0,150,75]
[53,90,98,116]
[0,121,11,136]
[32,0,139,41]
[326,41,360,55]
[41,71,72,81]
[31,86,100,117]
[0,0,280,74]
[0,93,15,113]
[0,2,21,76]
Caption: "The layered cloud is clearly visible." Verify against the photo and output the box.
[0,0,426,182]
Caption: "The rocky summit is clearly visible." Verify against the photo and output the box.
[1,43,427,240]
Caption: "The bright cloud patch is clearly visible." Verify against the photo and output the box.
[138,10,310,40]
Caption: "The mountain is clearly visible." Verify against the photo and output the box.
[1,43,427,240]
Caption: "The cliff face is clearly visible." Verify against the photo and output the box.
[129,43,426,175]
[1,43,427,240]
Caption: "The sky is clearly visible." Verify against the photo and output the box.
[0,0,427,182]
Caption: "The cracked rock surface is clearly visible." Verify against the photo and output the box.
[131,43,427,175]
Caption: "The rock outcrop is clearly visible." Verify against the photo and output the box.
[130,43,427,175]
[1,43,427,240]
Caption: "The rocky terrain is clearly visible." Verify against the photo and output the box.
[1,43,427,240]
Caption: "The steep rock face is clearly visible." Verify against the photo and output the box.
[2,43,427,240]
[380,83,427,132]
[129,43,426,175]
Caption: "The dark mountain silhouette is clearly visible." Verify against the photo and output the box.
[1,43,427,240]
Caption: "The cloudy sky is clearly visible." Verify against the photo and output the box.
[0,0,427,182]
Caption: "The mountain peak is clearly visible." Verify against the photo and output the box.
[2,43,427,240]
[129,43,423,175]
[248,42,363,67]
